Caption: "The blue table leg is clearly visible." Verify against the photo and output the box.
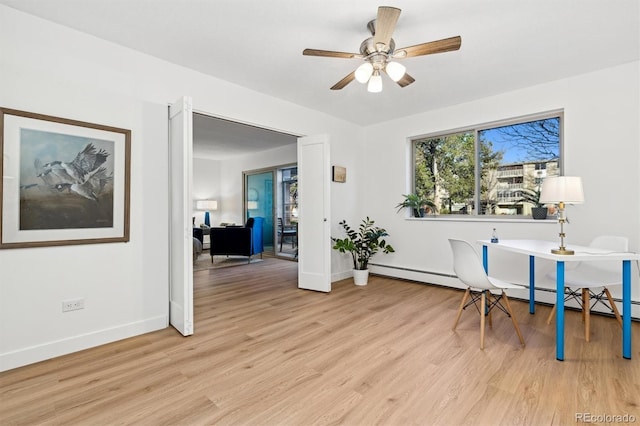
[529,255,535,314]
[556,261,565,361]
[481,246,490,317]
[623,260,631,359]
[482,245,488,273]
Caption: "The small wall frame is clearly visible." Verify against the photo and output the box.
[332,166,346,183]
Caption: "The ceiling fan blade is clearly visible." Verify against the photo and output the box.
[330,71,356,90]
[373,6,401,49]
[303,48,361,59]
[394,36,462,58]
[396,73,415,88]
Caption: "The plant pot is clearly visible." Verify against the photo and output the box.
[531,206,548,220]
[353,269,370,286]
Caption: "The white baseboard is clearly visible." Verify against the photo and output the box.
[0,315,168,372]
[331,270,353,283]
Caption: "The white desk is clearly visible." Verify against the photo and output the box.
[478,239,638,361]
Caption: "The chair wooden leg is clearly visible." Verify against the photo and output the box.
[604,288,623,327]
[546,304,556,325]
[480,291,486,350]
[502,291,525,347]
[582,288,590,342]
[486,292,493,328]
[452,288,470,331]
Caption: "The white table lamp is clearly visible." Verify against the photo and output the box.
[539,176,584,255]
[196,200,218,226]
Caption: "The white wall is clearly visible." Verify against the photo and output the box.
[0,5,361,371]
[0,9,171,369]
[193,157,222,226]
[360,61,640,316]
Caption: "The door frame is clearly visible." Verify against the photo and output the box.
[169,108,330,320]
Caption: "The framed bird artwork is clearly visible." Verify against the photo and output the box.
[0,107,131,249]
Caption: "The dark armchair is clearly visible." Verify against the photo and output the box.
[209,217,264,263]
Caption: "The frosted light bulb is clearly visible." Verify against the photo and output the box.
[385,61,406,82]
[354,62,373,83]
[367,72,382,93]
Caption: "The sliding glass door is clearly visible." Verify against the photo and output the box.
[244,170,274,251]
[243,165,298,259]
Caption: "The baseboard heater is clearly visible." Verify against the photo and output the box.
[369,262,640,322]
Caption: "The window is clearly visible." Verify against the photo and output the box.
[279,166,298,225]
[412,113,561,217]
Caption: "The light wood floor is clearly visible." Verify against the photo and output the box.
[1,257,639,425]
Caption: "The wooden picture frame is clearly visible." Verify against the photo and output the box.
[0,107,131,249]
[332,165,346,183]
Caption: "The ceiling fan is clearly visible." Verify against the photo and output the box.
[303,6,462,92]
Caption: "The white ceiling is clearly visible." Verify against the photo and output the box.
[193,113,298,160]
[2,0,638,157]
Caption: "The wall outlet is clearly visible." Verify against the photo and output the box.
[62,298,84,312]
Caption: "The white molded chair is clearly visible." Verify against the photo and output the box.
[449,239,526,349]
[546,235,628,342]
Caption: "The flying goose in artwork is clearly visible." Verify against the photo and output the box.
[37,143,109,184]
[84,166,113,194]
[55,182,98,201]
[54,167,113,201]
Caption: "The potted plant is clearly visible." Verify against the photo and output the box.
[332,217,395,286]
[395,193,437,217]
[517,186,547,219]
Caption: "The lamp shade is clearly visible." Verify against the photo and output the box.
[355,62,374,83]
[539,176,584,204]
[385,61,406,82]
[367,71,382,93]
[196,200,218,211]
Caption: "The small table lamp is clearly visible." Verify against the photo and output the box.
[196,200,218,227]
[539,176,584,255]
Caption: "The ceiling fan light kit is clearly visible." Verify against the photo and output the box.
[368,70,383,93]
[355,62,374,83]
[385,61,406,82]
[303,6,462,93]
